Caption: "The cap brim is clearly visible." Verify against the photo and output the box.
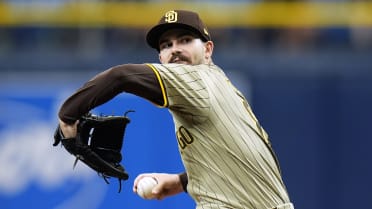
[146,23,207,51]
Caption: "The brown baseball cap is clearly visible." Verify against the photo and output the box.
[146,10,211,51]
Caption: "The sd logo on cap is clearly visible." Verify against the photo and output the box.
[146,10,211,51]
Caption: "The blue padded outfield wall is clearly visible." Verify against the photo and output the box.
[0,75,195,209]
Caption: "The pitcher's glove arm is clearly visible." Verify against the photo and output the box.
[53,111,133,192]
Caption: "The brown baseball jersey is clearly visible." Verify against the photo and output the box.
[147,63,292,209]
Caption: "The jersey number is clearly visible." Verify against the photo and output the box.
[176,126,194,149]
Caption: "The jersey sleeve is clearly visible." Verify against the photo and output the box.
[146,63,210,123]
[59,64,165,123]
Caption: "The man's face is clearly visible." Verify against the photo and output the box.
[158,28,213,65]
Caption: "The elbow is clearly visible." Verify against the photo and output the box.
[105,64,141,84]
[105,65,128,82]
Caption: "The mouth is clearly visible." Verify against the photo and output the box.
[172,60,188,64]
[170,55,190,64]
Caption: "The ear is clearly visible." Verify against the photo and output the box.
[204,41,214,58]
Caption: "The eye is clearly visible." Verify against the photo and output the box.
[179,36,193,44]
[159,41,172,50]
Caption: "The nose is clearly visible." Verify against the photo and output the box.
[170,42,182,54]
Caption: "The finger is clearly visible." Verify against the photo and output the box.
[59,119,79,138]
[152,187,164,200]
[151,178,166,199]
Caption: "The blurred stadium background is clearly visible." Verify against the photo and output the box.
[0,1,371,209]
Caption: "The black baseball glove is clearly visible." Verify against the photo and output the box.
[53,111,133,192]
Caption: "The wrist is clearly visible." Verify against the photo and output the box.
[178,172,188,193]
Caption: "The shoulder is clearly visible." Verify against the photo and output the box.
[147,63,222,73]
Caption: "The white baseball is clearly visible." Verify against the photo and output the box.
[136,177,158,199]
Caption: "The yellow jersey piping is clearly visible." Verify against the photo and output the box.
[146,63,168,107]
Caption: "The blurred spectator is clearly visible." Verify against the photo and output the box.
[350,27,372,51]
[0,0,370,61]
[349,0,372,50]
